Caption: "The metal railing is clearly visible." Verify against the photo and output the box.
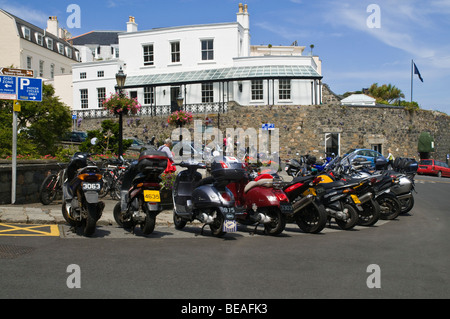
[73,102,228,119]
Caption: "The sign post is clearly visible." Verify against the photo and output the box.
[0,68,39,204]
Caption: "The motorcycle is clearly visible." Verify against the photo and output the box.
[282,175,328,233]
[227,164,290,236]
[321,159,381,227]
[113,150,168,235]
[172,156,245,237]
[62,152,105,236]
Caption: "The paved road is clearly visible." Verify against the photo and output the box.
[0,175,448,301]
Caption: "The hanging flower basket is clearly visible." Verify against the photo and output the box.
[167,110,193,126]
[103,92,141,115]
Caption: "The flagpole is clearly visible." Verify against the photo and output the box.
[411,59,413,103]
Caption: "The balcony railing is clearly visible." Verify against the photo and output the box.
[73,102,228,119]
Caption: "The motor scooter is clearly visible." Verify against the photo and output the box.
[172,156,245,237]
[227,166,290,236]
[113,150,168,235]
[62,152,105,236]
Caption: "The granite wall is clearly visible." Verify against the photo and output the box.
[75,85,450,161]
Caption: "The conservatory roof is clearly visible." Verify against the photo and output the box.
[123,65,322,88]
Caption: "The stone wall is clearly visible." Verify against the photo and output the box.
[0,161,64,205]
[76,86,450,161]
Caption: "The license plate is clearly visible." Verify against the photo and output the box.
[82,182,101,191]
[223,220,237,233]
[280,203,293,213]
[143,190,161,202]
[351,194,361,204]
[222,207,236,217]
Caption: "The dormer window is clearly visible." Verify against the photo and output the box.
[66,47,73,58]
[36,33,44,46]
[22,26,31,40]
[57,43,64,55]
[46,37,54,50]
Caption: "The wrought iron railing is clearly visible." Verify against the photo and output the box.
[73,102,228,119]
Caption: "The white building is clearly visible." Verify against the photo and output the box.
[0,10,80,81]
[72,4,323,115]
[341,94,376,106]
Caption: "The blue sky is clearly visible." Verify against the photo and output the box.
[2,0,449,114]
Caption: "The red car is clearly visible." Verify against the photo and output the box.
[417,159,450,177]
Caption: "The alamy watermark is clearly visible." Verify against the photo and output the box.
[66,4,81,29]
[366,264,381,288]
[367,4,381,29]
[171,120,280,170]
[66,264,81,289]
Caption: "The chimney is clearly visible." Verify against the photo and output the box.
[236,4,249,30]
[127,16,138,32]
[46,16,59,37]
[237,4,250,56]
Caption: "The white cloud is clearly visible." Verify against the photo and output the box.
[0,1,48,26]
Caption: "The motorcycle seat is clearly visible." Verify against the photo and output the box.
[244,178,273,193]
[320,180,346,189]
[292,175,314,184]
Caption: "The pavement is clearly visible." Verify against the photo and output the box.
[0,198,179,226]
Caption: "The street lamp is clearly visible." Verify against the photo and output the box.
[176,89,184,110]
[115,66,127,159]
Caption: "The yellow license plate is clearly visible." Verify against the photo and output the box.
[303,188,317,196]
[144,190,161,202]
[351,194,361,204]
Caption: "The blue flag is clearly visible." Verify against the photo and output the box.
[414,63,423,82]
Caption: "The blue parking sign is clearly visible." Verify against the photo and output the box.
[17,77,42,102]
[0,75,17,100]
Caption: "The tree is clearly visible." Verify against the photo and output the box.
[0,84,72,157]
[79,119,132,155]
[368,83,405,104]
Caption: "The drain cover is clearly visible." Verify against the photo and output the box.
[0,244,35,259]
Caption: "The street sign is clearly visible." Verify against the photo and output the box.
[262,123,275,131]
[17,77,42,102]
[0,75,17,100]
[0,67,33,77]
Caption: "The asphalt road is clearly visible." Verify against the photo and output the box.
[0,175,449,301]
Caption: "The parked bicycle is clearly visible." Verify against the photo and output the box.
[99,157,131,200]
[39,163,66,205]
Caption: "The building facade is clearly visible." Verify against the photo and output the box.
[72,4,322,115]
[0,10,80,81]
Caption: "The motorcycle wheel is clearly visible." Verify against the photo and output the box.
[141,205,156,235]
[377,193,401,220]
[61,201,79,227]
[399,195,414,214]
[210,209,226,237]
[84,203,99,237]
[335,204,358,230]
[40,174,58,205]
[295,201,327,234]
[356,199,381,226]
[262,207,286,236]
[173,210,187,230]
[113,202,134,229]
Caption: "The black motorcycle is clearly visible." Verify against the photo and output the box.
[62,152,105,236]
[113,150,168,235]
[172,156,245,237]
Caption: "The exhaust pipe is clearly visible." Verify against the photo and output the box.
[397,193,412,201]
[358,192,373,204]
[292,195,314,213]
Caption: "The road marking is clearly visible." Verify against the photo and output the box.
[0,223,60,237]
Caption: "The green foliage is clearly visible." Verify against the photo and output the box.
[368,83,405,104]
[79,119,132,155]
[0,84,71,157]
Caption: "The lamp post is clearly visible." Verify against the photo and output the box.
[176,90,184,156]
[115,66,127,159]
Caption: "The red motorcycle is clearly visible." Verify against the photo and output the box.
[227,167,291,236]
